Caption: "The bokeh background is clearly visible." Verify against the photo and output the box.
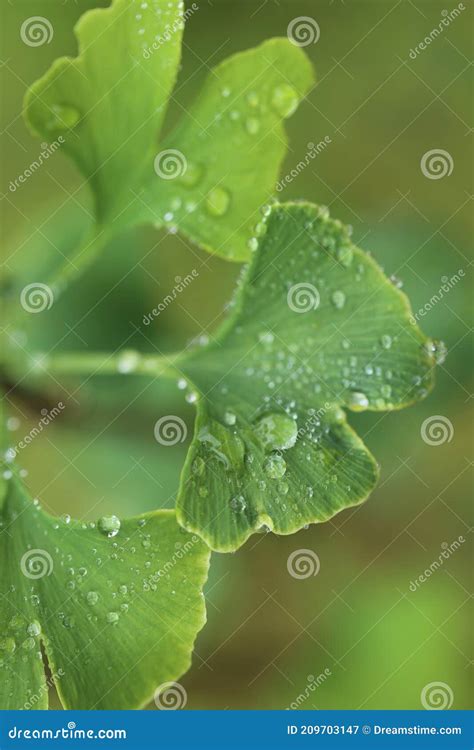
[1,0,472,710]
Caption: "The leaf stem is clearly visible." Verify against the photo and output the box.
[30,350,185,379]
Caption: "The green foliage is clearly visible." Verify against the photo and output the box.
[0,0,441,711]
[0,477,209,709]
[175,202,436,551]
[24,0,314,273]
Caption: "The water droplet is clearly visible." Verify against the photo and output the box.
[116,350,140,374]
[0,637,16,654]
[347,391,369,411]
[192,457,205,477]
[22,637,36,651]
[380,334,392,350]
[247,237,259,252]
[106,611,119,625]
[198,486,208,498]
[331,290,346,309]
[425,338,447,364]
[245,117,260,135]
[337,244,353,267]
[98,515,121,538]
[255,413,298,451]
[224,411,236,426]
[205,186,230,217]
[263,453,287,479]
[381,384,392,398]
[271,84,298,119]
[246,91,259,108]
[27,622,41,637]
[86,591,99,606]
[230,495,246,513]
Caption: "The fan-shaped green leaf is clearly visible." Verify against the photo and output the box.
[24,0,314,268]
[175,202,439,551]
[0,475,209,709]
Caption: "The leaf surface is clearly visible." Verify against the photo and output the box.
[24,1,314,262]
[176,202,437,551]
[0,476,209,709]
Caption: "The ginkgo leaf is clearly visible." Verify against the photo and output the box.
[0,474,209,709]
[24,0,314,268]
[24,0,183,224]
[175,202,440,552]
[143,39,315,261]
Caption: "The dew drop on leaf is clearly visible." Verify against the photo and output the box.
[229,495,246,513]
[425,338,447,364]
[98,515,121,538]
[246,91,259,108]
[247,237,259,252]
[26,621,41,637]
[191,457,205,477]
[347,391,369,411]
[0,637,16,654]
[205,186,230,217]
[255,413,298,451]
[271,84,298,118]
[116,350,140,373]
[263,453,287,479]
[331,290,346,309]
[245,117,260,135]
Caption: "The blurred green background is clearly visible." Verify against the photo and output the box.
[1,0,472,710]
